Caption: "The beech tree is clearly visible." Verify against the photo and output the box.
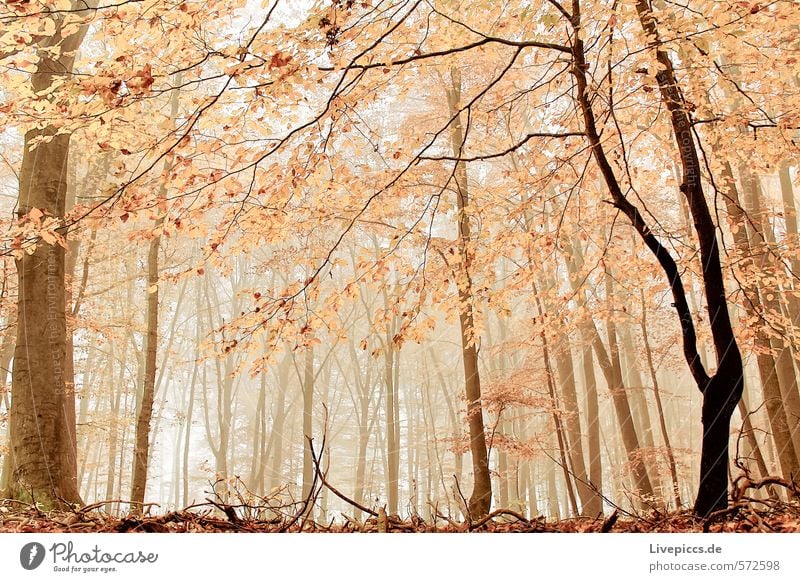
[4,0,98,508]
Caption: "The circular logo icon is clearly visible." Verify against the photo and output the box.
[20,542,46,570]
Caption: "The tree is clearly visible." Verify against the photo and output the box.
[444,68,492,518]
[6,1,97,508]
[131,75,181,511]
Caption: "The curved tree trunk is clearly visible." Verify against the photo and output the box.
[566,0,743,516]
[633,0,743,515]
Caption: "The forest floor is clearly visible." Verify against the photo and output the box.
[1,499,799,533]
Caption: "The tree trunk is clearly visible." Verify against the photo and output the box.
[565,0,745,515]
[0,319,16,493]
[8,3,96,507]
[604,278,657,505]
[445,67,492,519]
[268,353,290,492]
[301,345,314,508]
[130,228,161,511]
[382,313,400,516]
[553,335,596,515]
[543,329,580,517]
[580,334,603,514]
[561,237,654,504]
[129,75,181,511]
[620,323,656,453]
[104,357,121,514]
[640,291,682,508]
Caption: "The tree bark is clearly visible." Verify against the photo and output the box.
[381,298,400,516]
[640,291,682,508]
[567,0,744,515]
[8,2,96,508]
[301,345,314,510]
[445,67,492,518]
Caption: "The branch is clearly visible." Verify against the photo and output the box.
[308,437,378,518]
[419,132,583,162]
[545,0,573,22]
[319,36,569,74]
[571,15,710,390]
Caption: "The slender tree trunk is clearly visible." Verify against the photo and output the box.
[130,77,179,512]
[580,335,603,514]
[104,359,121,513]
[130,229,161,511]
[249,363,268,491]
[430,351,464,492]
[737,396,772,482]
[382,314,399,515]
[543,330,580,517]
[181,287,204,507]
[445,67,492,519]
[640,291,682,508]
[269,354,290,492]
[546,451,561,520]
[0,320,15,493]
[301,345,314,508]
[176,356,199,507]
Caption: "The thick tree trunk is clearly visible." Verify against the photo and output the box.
[779,163,800,279]
[7,0,96,511]
[634,2,743,515]
[10,116,78,508]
